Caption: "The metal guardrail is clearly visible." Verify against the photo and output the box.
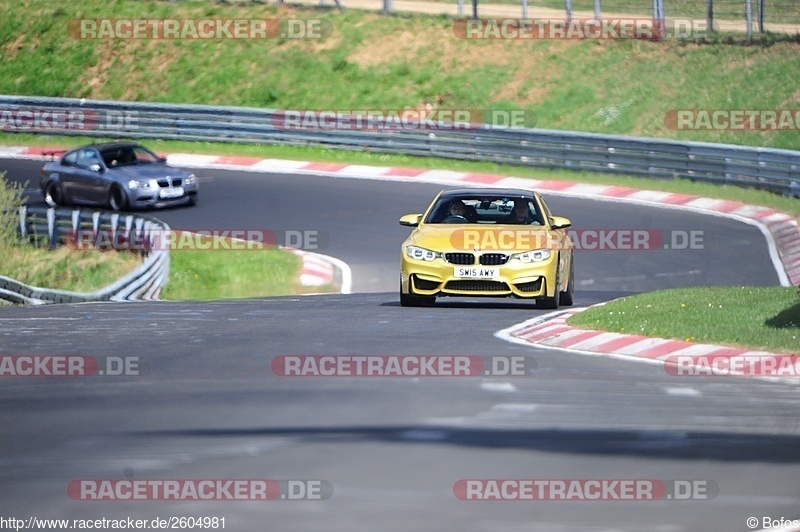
[0,205,170,305]
[1,95,798,197]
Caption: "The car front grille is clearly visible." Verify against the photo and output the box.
[157,178,182,188]
[445,253,475,265]
[445,280,510,292]
[515,279,543,293]
[479,253,510,265]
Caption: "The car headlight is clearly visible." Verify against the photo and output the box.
[184,174,196,186]
[512,249,551,263]
[406,246,442,262]
[127,179,151,190]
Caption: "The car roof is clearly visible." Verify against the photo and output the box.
[438,188,538,198]
[68,142,145,153]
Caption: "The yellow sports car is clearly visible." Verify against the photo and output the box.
[399,188,574,308]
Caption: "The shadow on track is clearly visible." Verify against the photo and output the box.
[136,425,800,463]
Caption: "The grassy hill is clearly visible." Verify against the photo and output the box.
[1,0,799,150]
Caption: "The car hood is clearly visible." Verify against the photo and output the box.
[107,164,191,181]
[409,224,557,253]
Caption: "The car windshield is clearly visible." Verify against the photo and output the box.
[424,195,544,225]
[101,145,161,168]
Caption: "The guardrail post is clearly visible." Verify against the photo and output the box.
[790,180,800,199]
[18,206,26,239]
[46,208,56,249]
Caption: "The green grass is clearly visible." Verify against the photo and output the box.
[1,1,800,149]
[162,246,329,300]
[568,286,800,354]
[4,132,798,220]
[0,245,144,292]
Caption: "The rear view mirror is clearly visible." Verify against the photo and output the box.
[89,164,103,173]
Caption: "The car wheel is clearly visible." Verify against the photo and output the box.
[538,274,560,310]
[108,185,128,212]
[44,181,63,207]
[559,257,575,306]
[400,285,436,307]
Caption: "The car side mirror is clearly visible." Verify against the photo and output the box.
[89,164,103,173]
[550,216,571,229]
[399,214,423,227]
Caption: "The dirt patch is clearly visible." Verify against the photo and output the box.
[77,42,116,99]
[2,34,26,61]
[347,22,523,69]
[490,41,583,105]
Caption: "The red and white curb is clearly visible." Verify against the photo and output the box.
[284,247,352,294]
[497,305,799,371]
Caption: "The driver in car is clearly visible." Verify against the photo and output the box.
[445,199,477,223]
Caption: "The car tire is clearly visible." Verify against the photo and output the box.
[400,285,436,307]
[538,273,560,310]
[109,185,128,212]
[559,257,575,306]
[44,181,63,207]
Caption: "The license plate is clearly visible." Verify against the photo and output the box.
[454,267,499,279]
[159,187,184,199]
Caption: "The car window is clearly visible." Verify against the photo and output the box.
[62,150,78,166]
[75,148,100,169]
[102,147,136,167]
[425,196,543,224]
[133,146,160,164]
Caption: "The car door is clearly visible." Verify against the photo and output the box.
[73,147,107,204]
[53,149,80,203]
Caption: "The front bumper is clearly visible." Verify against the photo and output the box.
[400,252,559,299]
[128,184,198,209]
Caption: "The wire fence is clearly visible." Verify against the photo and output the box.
[294,0,800,36]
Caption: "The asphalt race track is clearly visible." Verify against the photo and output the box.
[0,157,797,531]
